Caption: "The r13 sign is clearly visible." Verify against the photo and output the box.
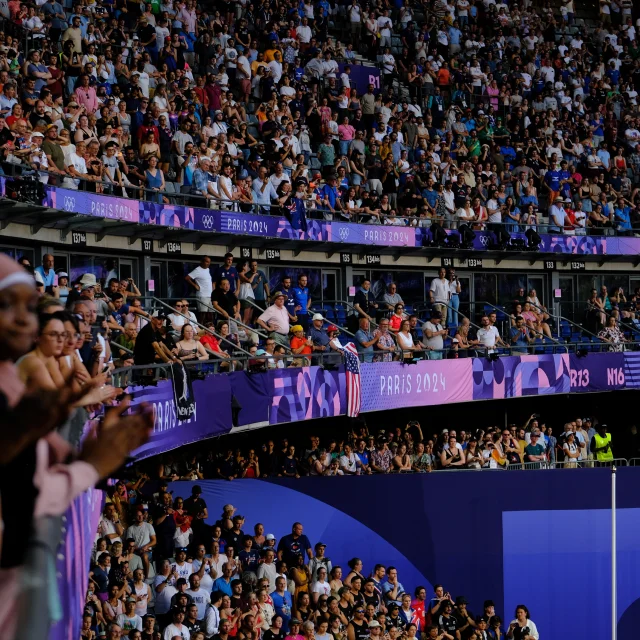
[167,241,182,255]
[265,248,281,260]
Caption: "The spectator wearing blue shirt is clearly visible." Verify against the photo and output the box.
[271,576,293,629]
[544,166,563,201]
[355,317,377,363]
[277,522,312,566]
[107,293,149,332]
[253,166,279,211]
[448,22,462,55]
[382,567,406,606]
[35,253,56,288]
[212,253,239,293]
[280,275,298,321]
[597,144,611,171]
[315,176,343,217]
[614,197,632,234]
[212,563,234,596]
[238,536,261,574]
[249,259,269,308]
[292,274,311,331]
[558,160,572,198]
[510,317,534,355]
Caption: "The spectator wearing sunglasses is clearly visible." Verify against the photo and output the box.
[167,299,198,335]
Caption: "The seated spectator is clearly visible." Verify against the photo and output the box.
[290,325,313,367]
[167,300,198,335]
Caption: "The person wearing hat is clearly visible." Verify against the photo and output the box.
[116,596,143,634]
[309,312,330,356]
[164,606,190,640]
[290,324,313,367]
[133,313,180,366]
[422,310,447,360]
[257,292,291,347]
[453,596,475,635]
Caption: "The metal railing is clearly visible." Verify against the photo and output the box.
[4,164,640,241]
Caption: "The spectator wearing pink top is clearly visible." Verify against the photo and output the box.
[74,74,99,114]
[337,117,356,156]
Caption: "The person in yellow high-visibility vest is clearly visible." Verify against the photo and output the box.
[590,424,613,463]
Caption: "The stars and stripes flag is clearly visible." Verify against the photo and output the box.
[339,342,361,417]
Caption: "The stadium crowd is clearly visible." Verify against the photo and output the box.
[0,253,154,640]
[0,0,639,241]
[90,485,541,640]
[136,413,618,484]
[15,248,640,374]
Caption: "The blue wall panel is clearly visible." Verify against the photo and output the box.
[169,469,640,638]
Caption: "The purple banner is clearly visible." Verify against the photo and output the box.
[473,353,571,400]
[44,187,139,223]
[130,375,233,460]
[50,487,104,640]
[339,63,381,92]
[359,359,473,413]
[34,183,640,255]
[330,222,416,247]
[569,352,626,392]
[270,366,346,424]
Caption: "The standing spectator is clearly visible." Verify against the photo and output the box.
[292,274,311,332]
[212,253,240,294]
[124,508,157,577]
[249,260,270,311]
[422,311,447,360]
[256,292,291,347]
[185,256,214,324]
[352,280,378,330]
[429,269,449,319]
[271,577,294,631]
[355,318,377,363]
[383,283,404,313]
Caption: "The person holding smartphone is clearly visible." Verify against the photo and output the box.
[446,268,461,326]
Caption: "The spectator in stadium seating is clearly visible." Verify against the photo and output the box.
[174,324,209,362]
[355,318,377,363]
[249,260,270,311]
[429,269,449,320]
[290,325,313,367]
[509,316,535,355]
[352,280,378,327]
[373,318,396,362]
[185,257,213,322]
[292,274,311,332]
[34,253,55,288]
[212,278,241,323]
[371,438,393,474]
[477,316,506,354]
[257,292,291,347]
[167,300,198,335]
[422,310,447,360]
[383,283,404,312]
[133,315,179,366]
[113,322,136,367]
[212,253,240,294]
[506,605,539,640]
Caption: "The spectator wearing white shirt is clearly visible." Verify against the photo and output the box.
[311,566,332,603]
[429,268,450,320]
[185,256,214,321]
[339,444,363,475]
[476,315,505,354]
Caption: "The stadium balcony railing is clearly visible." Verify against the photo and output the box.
[3,165,640,239]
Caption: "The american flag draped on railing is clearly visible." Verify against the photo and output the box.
[338,342,361,417]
